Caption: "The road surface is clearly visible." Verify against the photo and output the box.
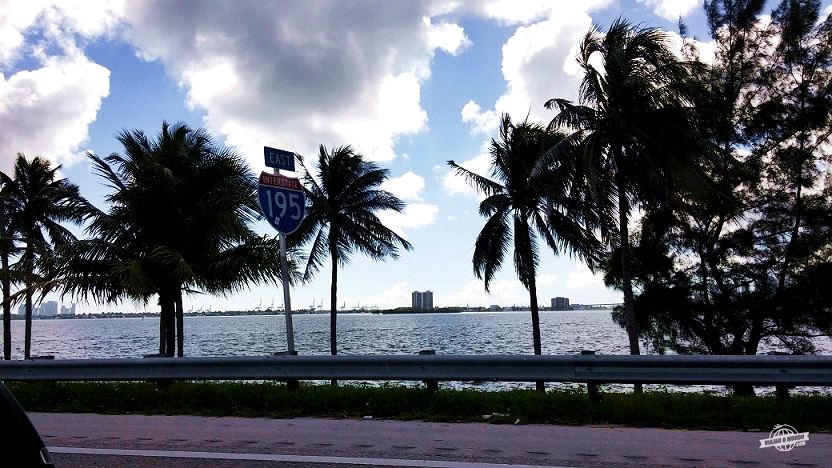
[28,413,830,467]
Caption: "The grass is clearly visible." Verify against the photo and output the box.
[7,381,832,432]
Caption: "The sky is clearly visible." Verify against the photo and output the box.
[2,0,830,314]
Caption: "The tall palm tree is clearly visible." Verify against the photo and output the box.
[0,155,87,359]
[449,114,600,392]
[542,19,703,386]
[60,122,291,357]
[291,145,412,362]
[0,183,14,360]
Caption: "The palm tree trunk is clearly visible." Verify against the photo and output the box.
[330,251,338,386]
[158,294,165,355]
[24,285,32,359]
[528,273,544,392]
[175,290,184,357]
[159,292,176,357]
[158,304,166,355]
[618,181,643,394]
[165,300,176,357]
[2,252,10,360]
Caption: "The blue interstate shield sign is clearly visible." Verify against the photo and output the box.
[257,172,306,234]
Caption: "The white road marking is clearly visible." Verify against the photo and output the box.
[48,446,575,467]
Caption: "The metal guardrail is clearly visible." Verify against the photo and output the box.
[1,354,832,386]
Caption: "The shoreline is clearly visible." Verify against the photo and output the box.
[10,308,612,320]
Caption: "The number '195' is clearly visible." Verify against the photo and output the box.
[266,190,302,224]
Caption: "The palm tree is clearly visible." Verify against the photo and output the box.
[0,184,15,360]
[449,114,600,392]
[60,122,291,357]
[542,19,703,387]
[0,155,87,359]
[291,145,412,363]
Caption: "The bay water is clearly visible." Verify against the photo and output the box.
[7,310,830,393]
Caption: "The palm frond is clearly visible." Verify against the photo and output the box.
[512,214,538,289]
[446,160,504,196]
[473,206,511,292]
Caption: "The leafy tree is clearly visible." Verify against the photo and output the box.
[0,155,87,359]
[291,145,411,364]
[449,114,599,392]
[60,123,291,356]
[608,0,832,395]
[542,19,704,387]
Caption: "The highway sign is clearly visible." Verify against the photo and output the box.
[257,172,306,235]
[264,146,295,171]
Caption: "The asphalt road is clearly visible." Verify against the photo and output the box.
[28,413,831,467]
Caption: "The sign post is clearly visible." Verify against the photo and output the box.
[258,147,305,354]
[278,232,294,353]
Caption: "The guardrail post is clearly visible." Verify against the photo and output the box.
[581,350,600,403]
[768,352,791,399]
[419,349,439,391]
[143,353,171,387]
[274,350,299,390]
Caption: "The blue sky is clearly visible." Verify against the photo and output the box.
[2,0,828,314]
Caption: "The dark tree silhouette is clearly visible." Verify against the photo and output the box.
[542,20,704,391]
[0,155,87,359]
[291,145,412,370]
[60,123,292,356]
[450,114,599,392]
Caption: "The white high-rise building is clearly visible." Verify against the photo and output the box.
[39,301,58,317]
[411,291,434,310]
[60,303,76,316]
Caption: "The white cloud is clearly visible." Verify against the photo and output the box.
[0,55,110,170]
[638,0,699,21]
[381,171,426,201]
[40,1,124,40]
[0,1,123,67]
[664,29,717,64]
[476,0,557,25]
[0,2,43,66]
[443,151,492,197]
[689,38,716,64]
[537,273,558,287]
[458,3,608,141]
[122,1,466,168]
[0,0,124,70]
[0,0,123,170]
[492,8,594,123]
[461,100,499,135]
[565,262,604,289]
[426,19,471,56]
[442,271,581,307]
[0,1,121,171]
[444,278,527,307]
[466,0,608,26]
[367,281,410,309]
[378,202,439,239]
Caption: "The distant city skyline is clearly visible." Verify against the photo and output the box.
[18,300,77,317]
